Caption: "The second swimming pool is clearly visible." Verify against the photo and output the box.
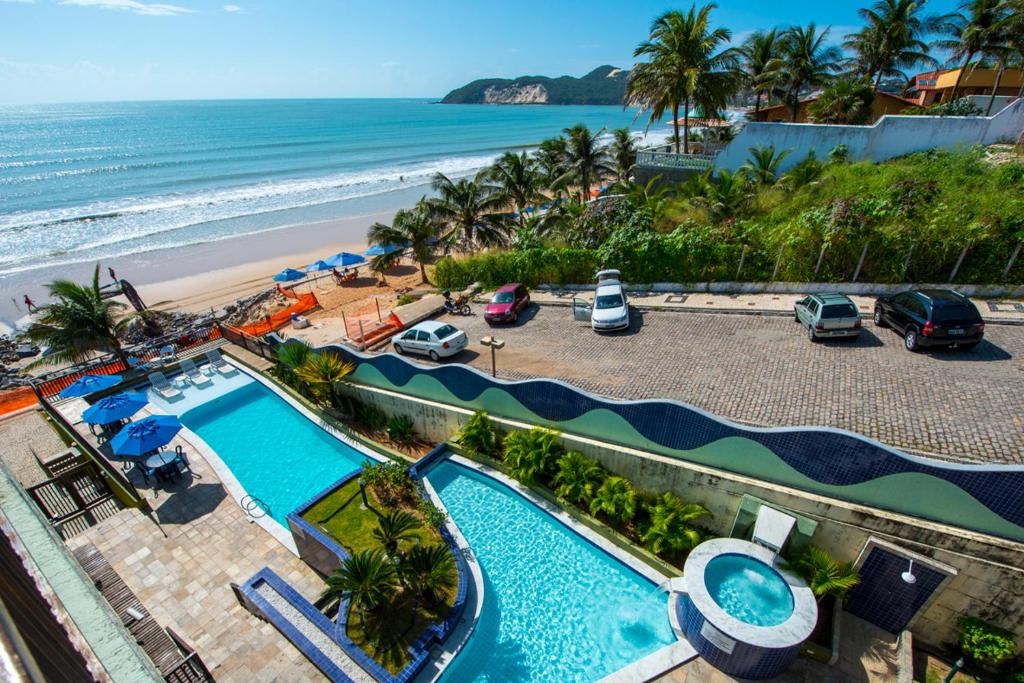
[428,461,674,683]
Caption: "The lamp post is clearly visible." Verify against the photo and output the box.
[480,336,505,378]
[357,477,368,509]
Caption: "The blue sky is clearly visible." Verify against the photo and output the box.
[0,0,960,104]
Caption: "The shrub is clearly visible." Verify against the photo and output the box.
[792,546,860,601]
[640,492,711,557]
[589,476,637,524]
[415,493,448,529]
[386,414,416,444]
[958,616,1016,669]
[553,451,604,505]
[361,460,415,506]
[452,411,500,457]
[502,428,563,485]
[356,403,388,432]
[395,294,419,306]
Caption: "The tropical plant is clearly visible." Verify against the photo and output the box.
[626,3,740,154]
[776,23,843,122]
[452,411,500,457]
[620,176,675,221]
[27,264,132,369]
[321,549,397,633]
[792,545,861,601]
[828,144,850,164]
[361,460,415,506]
[552,451,605,505]
[932,0,1007,102]
[428,171,508,250]
[690,168,751,223]
[958,616,1017,669]
[844,0,937,88]
[372,509,422,555]
[356,402,389,433]
[386,414,416,444]
[535,136,569,197]
[739,145,792,186]
[368,201,439,283]
[589,476,637,524]
[369,252,395,285]
[738,29,784,114]
[640,492,710,556]
[608,128,639,183]
[486,151,545,229]
[780,150,827,189]
[295,352,355,405]
[502,427,563,485]
[557,124,614,202]
[400,543,456,604]
[273,339,314,388]
[807,78,876,124]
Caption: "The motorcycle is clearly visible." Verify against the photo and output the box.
[442,290,472,316]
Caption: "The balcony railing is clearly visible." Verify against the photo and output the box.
[636,149,717,171]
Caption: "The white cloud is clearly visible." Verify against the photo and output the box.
[0,0,36,3]
[60,0,196,16]
[223,4,241,11]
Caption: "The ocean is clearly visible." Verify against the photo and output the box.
[0,99,662,281]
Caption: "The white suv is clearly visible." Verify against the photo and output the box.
[572,270,631,332]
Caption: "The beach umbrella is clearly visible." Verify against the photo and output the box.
[110,414,182,457]
[82,392,148,425]
[304,260,335,272]
[324,252,365,268]
[59,373,123,399]
[363,243,403,257]
[273,268,307,283]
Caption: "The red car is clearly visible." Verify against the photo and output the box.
[484,283,530,324]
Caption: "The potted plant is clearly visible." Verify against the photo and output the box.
[791,545,860,664]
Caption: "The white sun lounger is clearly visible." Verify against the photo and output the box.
[148,371,183,400]
[205,349,238,376]
[180,358,212,387]
[752,505,797,561]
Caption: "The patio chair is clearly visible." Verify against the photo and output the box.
[159,345,177,365]
[128,355,159,372]
[148,371,183,400]
[205,349,238,376]
[174,445,192,475]
[135,460,157,486]
[180,358,212,387]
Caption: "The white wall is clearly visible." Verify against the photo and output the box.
[714,98,1024,173]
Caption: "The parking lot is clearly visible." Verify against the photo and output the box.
[409,305,1024,465]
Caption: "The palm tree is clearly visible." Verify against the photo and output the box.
[626,4,740,154]
[372,509,422,555]
[608,128,638,183]
[486,152,545,229]
[535,136,569,198]
[295,352,354,406]
[739,29,784,115]
[589,476,637,524]
[503,428,562,485]
[690,168,750,223]
[321,549,397,635]
[932,0,1007,102]
[792,545,861,601]
[621,176,676,221]
[557,124,614,203]
[400,543,456,604]
[776,24,843,122]
[980,6,1018,114]
[780,150,827,190]
[807,78,876,124]
[368,201,439,284]
[640,492,711,556]
[739,145,792,186]
[553,451,605,505]
[27,264,131,369]
[428,171,508,251]
[845,0,937,89]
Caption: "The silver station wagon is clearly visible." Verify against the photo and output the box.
[794,293,862,342]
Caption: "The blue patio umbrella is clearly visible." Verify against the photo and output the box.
[273,268,307,283]
[305,260,335,272]
[363,243,403,257]
[59,373,123,399]
[82,392,148,425]
[324,252,365,268]
[110,415,182,457]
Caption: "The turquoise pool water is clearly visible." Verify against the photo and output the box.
[704,554,794,627]
[179,382,367,525]
[429,462,674,683]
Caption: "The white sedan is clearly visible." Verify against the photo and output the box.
[391,321,468,361]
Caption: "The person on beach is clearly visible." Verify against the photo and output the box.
[108,267,118,283]
[23,295,36,313]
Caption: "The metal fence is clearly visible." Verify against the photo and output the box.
[636,149,717,171]
[216,323,275,360]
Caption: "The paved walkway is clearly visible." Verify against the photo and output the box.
[0,410,68,488]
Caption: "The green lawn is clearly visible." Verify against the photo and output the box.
[301,478,456,675]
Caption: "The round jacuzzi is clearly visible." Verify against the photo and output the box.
[679,538,817,680]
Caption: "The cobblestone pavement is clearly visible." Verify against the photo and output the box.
[421,306,1024,464]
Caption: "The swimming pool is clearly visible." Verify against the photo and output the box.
[704,554,794,627]
[428,461,674,683]
[178,381,368,526]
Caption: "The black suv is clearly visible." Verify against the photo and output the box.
[873,289,985,351]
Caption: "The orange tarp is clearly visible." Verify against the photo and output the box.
[0,387,37,415]
[230,286,319,337]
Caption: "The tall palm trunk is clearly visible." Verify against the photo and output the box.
[419,260,428,283]
[754,90,762,115]
[683,95,690,155]
[949,53,975,102]
[986,62,1006,116]
[873,68,884,91]
[671,101,681,153]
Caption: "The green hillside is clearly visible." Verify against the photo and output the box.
[440,65,629,105]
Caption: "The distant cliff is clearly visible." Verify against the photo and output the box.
[441,66,629,105]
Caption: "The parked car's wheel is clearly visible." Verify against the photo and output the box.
[428,350,440,361]
[959,342,979,351]
[393,344,404,355]
[904,328,920,351]
[511,310,518,324]
[794,309,800,322]
[808,326,819,343]
[873,306,887,327]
